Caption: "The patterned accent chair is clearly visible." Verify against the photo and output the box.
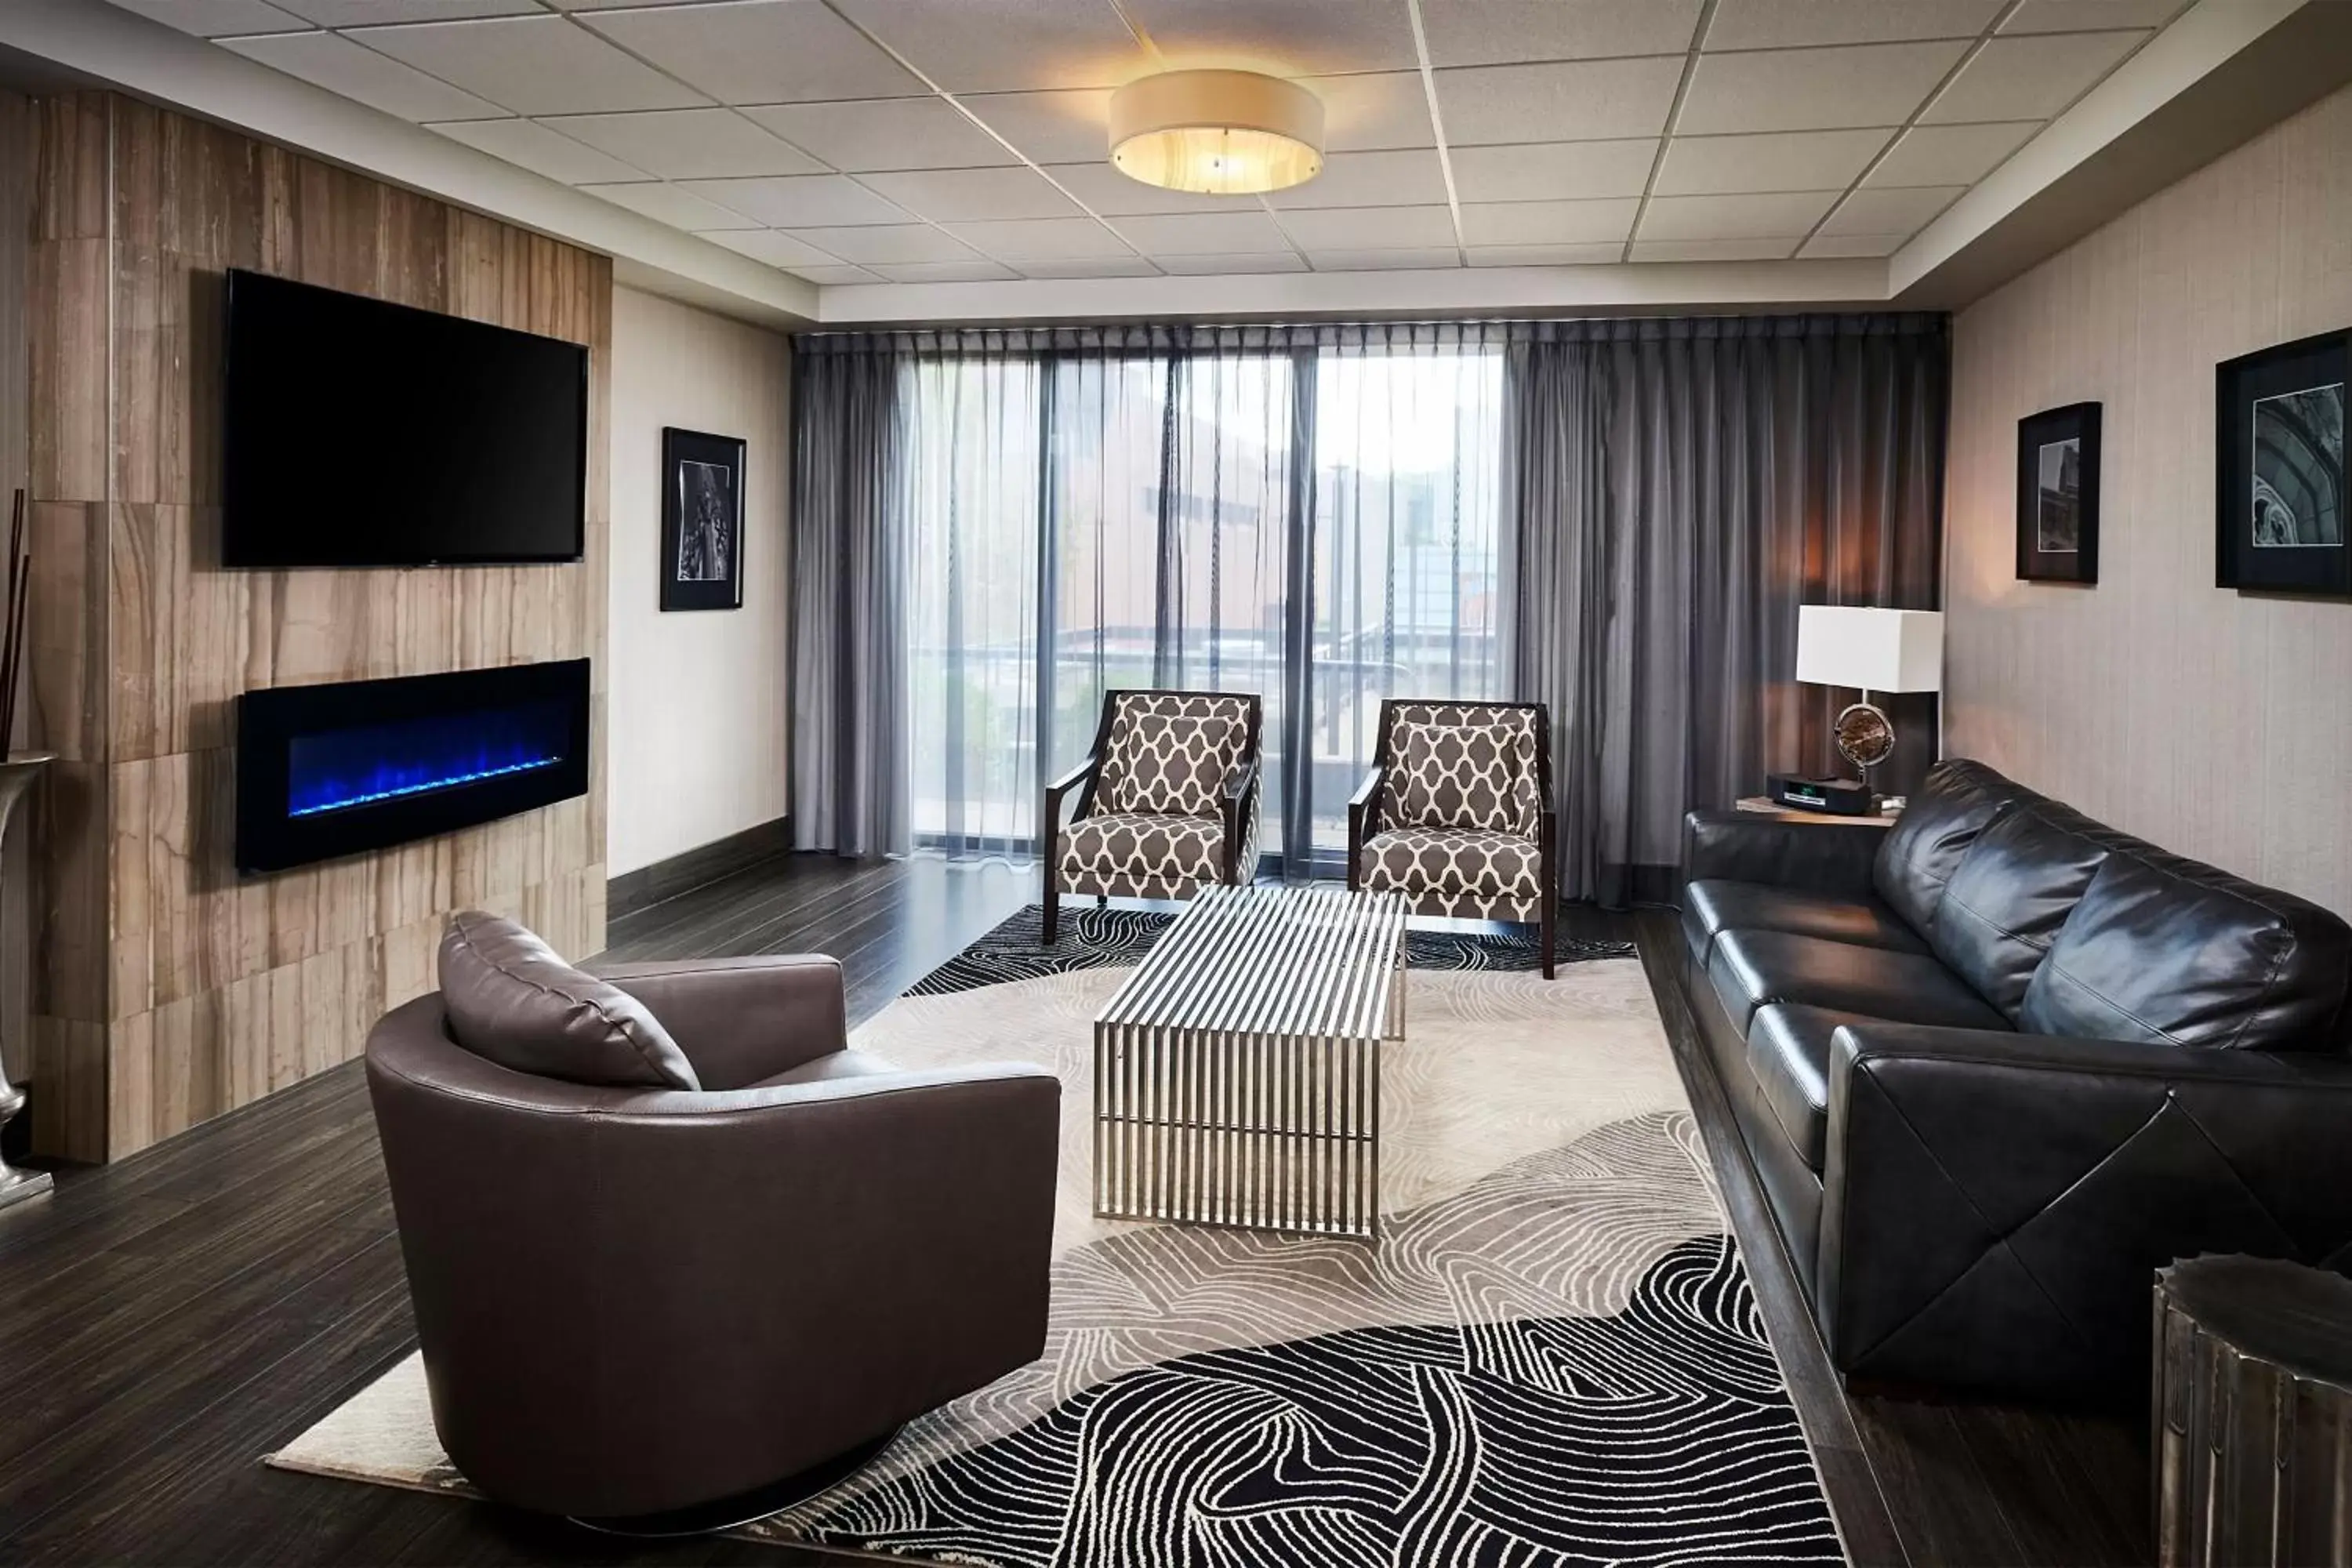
[1041,689,1261,943]
[1348,699,1558,977]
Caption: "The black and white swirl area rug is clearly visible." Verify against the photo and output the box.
[270,915,1842,1566]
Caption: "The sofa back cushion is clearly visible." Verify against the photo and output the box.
[438,910,700,1090]
[1931,806,2111,1018]
[2021,852,2352,1051]
[1872,759,2025,937]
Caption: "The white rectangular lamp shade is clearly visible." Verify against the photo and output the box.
[1795,606,1944,693]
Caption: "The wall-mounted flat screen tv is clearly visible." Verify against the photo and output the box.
[223,269,587,568]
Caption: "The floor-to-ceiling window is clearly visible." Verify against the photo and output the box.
[897,325,1506,873]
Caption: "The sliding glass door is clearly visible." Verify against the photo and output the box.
[898,328,1504,873]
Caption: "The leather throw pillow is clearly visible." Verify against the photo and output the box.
[437,910,700,1090]
[1393,718,1525,833]
[1107,708,1233,817]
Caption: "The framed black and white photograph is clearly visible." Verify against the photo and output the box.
[660,426,745,612]
[2216,329,2347,596]
[2016,402,2101,584]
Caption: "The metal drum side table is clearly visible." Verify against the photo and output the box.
[2154,1254,2352,1568]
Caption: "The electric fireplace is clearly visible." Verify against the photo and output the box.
[236,659,590,873]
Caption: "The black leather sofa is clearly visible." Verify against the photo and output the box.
[1678,759,2352,1403]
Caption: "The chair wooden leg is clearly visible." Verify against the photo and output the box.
[1541,899,1556,980]
[1042,873,1060,946]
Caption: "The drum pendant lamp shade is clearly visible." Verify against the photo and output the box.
[1109,70,1325,196]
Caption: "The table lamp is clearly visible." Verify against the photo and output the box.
[1793,605,1944,801]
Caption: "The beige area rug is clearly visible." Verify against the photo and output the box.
[272,918,1843,1566]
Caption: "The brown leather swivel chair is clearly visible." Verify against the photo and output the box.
[364,914,1060,1526]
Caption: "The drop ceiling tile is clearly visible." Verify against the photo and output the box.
[782,223,976,263]
[579,2,924,105]
[1921,31,2144,122]
[1042,162,1265,216]
[943,216,1134,260]
[829,0,1152,93]
[1016,256,1164,278]
[858,166,1078,223]
[1639,190,1837,239]
[2001,0,2182,34]
[543,109,825,179]
[1653,128,1890,194]
[742,100,1018,172]
[224,30,510,120]
[706,228,845,267]
[866,260,1021,283]
[1304,71,1436,151]
[1308,249,1462,271]
[1112,211,1290,255]
[1152,251,1308,274]
[1278,205,1458,249]
[103,0,309,37]
[789,263,882,284]
[675,173,909,226]
[961,89,1115,165]
[1466,242,1624,266]
[274,0,535,23]
[549,0,739,8]
[352,16,710,115]
[1265,150,1449,210]
[1417,0,1703,67]
[1457,198,1637,245]
[1450,140,1657,202]
[583,180,762,230]
[1436,57,1685,146]
[1864,120,2037,185]
[1818,183,1962,234]
[1629,237,1802,260]
[1705,0,2003,49]
[1678,40,1967,133]
[431,117,650,183]
[1123,0,1419,75]
[1798,231,1909,257]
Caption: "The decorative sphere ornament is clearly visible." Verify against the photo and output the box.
[1835,702,1895,771]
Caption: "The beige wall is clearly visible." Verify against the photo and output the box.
[1944,80,2352,916]
[606,285,791,877]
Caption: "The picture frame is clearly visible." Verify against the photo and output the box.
[2216,328,2348,597]
[2015,402,2101,584]
[660,426,745,612]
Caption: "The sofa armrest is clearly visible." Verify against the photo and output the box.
[1682,809,1881,899]
[591,953,845,1090]
[1819,1020,2352,1399]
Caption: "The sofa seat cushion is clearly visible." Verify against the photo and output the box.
[1746,1004,1886,1172]
[1682,878,1927,967]
[749,1051,898,1090]
[1707,928,2007,1036]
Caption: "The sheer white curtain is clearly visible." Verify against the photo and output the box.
[855,323,1508,872]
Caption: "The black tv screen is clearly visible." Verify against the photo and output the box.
[223,269,587,568]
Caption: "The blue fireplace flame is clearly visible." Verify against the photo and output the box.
[286,700,572,819]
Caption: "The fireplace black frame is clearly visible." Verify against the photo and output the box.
[235,659,591,874]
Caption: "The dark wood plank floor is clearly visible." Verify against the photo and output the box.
[0,857,2148,1566]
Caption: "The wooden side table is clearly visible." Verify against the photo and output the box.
[1734,795,1900,827]
[2154,1255,2352,1567]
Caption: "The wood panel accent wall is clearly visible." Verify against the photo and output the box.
[1944,80,2352,918]
[24,93,610,1161]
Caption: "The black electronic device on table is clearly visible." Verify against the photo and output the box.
[1766,774,1875,815]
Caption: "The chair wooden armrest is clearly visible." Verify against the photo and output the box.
[1220,759,1260,884]
[1346,766,1385,891]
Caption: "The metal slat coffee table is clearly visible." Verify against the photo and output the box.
[1094,884,1407,1240]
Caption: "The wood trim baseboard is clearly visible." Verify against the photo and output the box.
[607,815,793,920]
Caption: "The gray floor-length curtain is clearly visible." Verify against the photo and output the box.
[791,339,909,856]
[1509,315,1948,906]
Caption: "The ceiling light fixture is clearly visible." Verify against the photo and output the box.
[1108,69,1324,196]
